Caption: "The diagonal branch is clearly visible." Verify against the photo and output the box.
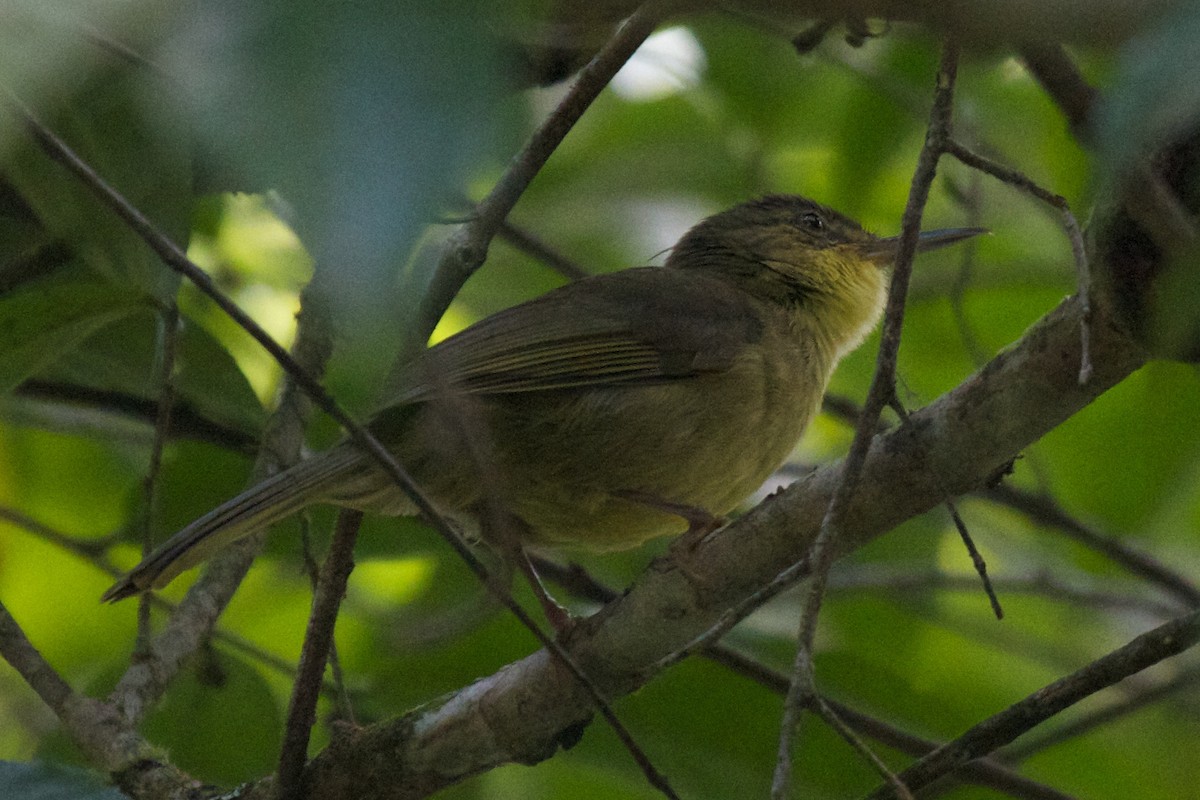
[864,607,1200,799]
[278,509,365,800]
[405,1,673,354]
[0,600,190,793]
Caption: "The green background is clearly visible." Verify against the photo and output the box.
[1,2,1198,798]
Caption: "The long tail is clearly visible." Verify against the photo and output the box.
[102,446,365,602]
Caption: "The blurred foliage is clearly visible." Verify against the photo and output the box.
[1,2,1199,800]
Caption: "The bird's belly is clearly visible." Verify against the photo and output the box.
[480,354,824,551]
[345,343,827,552]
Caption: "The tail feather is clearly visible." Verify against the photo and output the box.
[102,446,364,602]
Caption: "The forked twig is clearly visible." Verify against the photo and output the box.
[945,139,1093,384]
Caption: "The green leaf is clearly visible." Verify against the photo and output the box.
[0,270,142,393]
[140,648,283,786]
[0,760,124,800]
[1,57,192,302]
[39,309,266,438]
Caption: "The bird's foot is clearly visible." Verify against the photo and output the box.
[613,489,726,553]
[515,547,578,636]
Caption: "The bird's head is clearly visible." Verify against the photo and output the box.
[666,194,984,356]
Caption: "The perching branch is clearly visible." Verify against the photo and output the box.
[246,282,1149,799]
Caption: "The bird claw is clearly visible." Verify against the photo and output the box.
[613,489,725,552]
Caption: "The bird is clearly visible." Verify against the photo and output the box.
[102,195,983,623]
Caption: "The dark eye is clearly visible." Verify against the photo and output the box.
[799,211,824,230]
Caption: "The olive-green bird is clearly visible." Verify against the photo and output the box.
[103,195,982,606]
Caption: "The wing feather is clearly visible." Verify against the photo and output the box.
[384,267,764,404]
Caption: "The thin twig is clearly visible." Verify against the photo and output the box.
[11,60,677,800]
[1002,663,1200,760]
[655,554,811,674]
[771,40,961,800]
[980,484,1200,609]
[815,698,914,800]
[298,515,356,724]
[945,139,1093,384]
[277,509,363,800]
[136,303,180,647]
[406,1,672,354]
[497,219,590,281]
[865,608,1200,799]
[889,396,1002,619]
[0,506,114,560]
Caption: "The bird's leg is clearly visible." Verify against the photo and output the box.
[513,547,575,634]
[480,508,576,634]
[612,489,726,550]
